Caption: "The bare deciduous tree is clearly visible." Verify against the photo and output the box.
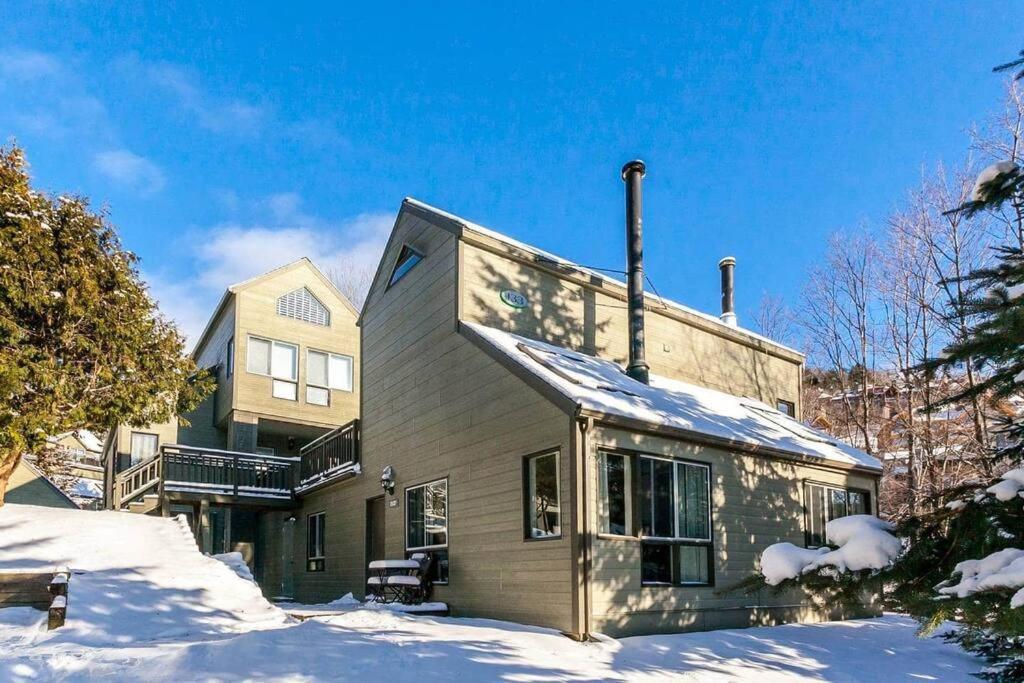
[324,260,376,311]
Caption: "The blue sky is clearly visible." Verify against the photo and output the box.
[0,3,1018,344]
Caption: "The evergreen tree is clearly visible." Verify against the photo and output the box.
[0,145,213,503]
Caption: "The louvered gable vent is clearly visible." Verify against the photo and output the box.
[277,287,330,326]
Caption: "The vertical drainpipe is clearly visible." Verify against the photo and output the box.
[622,160,650,384]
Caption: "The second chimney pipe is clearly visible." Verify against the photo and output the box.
[719,256,737,327]
[622,160,650,384]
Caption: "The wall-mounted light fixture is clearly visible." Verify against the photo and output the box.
[381,465,395,495]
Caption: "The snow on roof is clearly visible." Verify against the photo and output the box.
[405,197,803,358]
[75,429,104,453]
[69,477,103,499]
[464,321,880,470]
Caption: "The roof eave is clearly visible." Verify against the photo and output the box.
[578,407,882,475]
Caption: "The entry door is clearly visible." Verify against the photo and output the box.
[366,496,386,566]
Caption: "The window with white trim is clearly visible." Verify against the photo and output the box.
[306,349,354,405]
[638,456,713,586]
[406,479,448,583]
[805,483,870,547]
[307,512,325,572]
[247,336,298,401]
[226,337,234,377]
[277,287,330,326]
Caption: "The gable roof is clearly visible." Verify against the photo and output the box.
[461,321,880,472]
[190,258,358,357]
[402,197,803,361]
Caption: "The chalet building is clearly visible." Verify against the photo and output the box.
[103,163,880,638]
[103,259,361,580]
[281,164,881,638]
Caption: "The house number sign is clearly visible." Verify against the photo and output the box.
[500,289,528,309]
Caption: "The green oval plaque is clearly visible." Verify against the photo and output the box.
[500,289,528,309]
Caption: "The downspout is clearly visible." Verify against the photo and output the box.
[578,415,593,640]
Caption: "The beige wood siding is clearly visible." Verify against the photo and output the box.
[194,298,236,427]
[459,241,802,415]
[586,425,881,636]
[291,213,577,632]
[233,266,359,429]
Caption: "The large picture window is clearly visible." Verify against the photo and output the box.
[805,483,871,547]
[524,452,560,539]
[247,336,298,401]
[406,479,448,584]
[306,512,325,572]
[598,451,632,536]
[638,456,713,586]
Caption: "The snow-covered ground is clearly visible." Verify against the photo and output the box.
[0,504,984,681]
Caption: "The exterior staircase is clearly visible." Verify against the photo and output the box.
[127,494,161,515]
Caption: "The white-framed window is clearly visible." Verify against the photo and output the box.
[306,349,354,405]
[805,482,871,547]
[307,512,325,572]
[247,336,298,401]
[598,451,633,536]
[525,451,560,539]
[406,478,448,584]
[129,432,158,466]
[638,455,713,586]
[277,287,330,327]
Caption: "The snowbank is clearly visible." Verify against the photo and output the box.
[937,548,1024,609]
[0,504,288,646]
[212,552,255,582]
[760,515,901,584]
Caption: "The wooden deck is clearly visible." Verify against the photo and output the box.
[113,419,360,511]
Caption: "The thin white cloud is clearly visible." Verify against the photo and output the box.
[144,272,213,345]
[0,49,61,81]
[92,149,167,196]
[116,56,265,135]
[147,194,394,345]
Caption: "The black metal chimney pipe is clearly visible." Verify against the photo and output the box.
[622,160,650,384]
[719,256,737,327]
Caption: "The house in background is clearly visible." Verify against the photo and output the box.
[282,170,880,638]
[7,430,105,509]
[103,258,361,581]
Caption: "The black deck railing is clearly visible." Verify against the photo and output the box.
[299,419,360,487]
[162,445,298,497]
[113,420,360,509]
